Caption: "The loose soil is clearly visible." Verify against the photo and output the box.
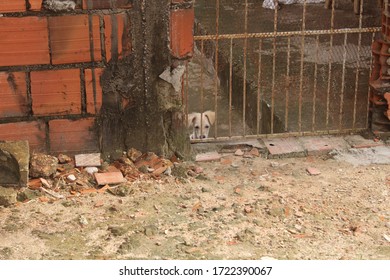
[1,150,389,260]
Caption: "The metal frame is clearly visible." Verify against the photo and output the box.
[187,0,381,142]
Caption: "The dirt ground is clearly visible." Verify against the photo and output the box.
[1,146,389,260]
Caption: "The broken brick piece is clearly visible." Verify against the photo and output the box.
[306,167,321,176]
[94,172,125,185]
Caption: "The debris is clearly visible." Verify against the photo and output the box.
[75,153,101,167]
[384,234,390,243]
[66,174,77,182]
[127,148,142,162]
[30,153,58,178]
[39,186,64,199]
[249,147,260,157]
[195,152,222,162]
[39,178,52,189]
[306,167,321,176]
[57,154,72,164]
[94,172,125,185]
[84,167,99,175]
[78,215,88,226]
[94,200,104,208]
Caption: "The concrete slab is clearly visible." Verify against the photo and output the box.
[345,135,384,149]
[300,136,350,156]
[333,146,390,166]
[195,151,222,162]
[262,137,306,158]
[0,140,29,186]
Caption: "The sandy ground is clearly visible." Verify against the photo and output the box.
[0,146,389,260]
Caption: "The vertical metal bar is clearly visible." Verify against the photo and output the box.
[326,0,336,130]
[270,2,278,134]
[257,39,262,135]
[352,0,364,130]
[366,32,376,129]
[214,0,220,139]
[339,33,348,131]
[242,0,248,137]
[200,40,205,116]
[312,34,320,132]
[285,36,291,132]
[229,38,233,138]
[298,0,307,133]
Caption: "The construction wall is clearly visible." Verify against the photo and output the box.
[0,0,194,156]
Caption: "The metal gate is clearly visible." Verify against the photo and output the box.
[185,0,381,142]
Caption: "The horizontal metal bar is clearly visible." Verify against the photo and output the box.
[189,128,368,143]
[194,27,381,41]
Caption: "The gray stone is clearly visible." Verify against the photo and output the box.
[0,141,29,186]
[0,186,17,207]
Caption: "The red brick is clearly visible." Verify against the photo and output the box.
[95,172,125,185]
[83,0,132,9]
[0,0,26,12]
[0,72,29,117]
[85,68,103,114]
[49,118,98,153]
[49,15,101,65]
[28,0,43,10]
[170,8,194,58]
[104,13,131,61]
[0,121,47,152]
[0,17,50,67]
[31,69,81,116]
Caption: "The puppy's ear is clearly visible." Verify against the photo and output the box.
[187,113,198,127]
[204,111,216,125]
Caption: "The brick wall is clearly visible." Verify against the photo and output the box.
[0,0,194,155]
[0,0,131,154]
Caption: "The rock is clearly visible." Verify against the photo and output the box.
[268,207,285,217]
[57,154,72,164]
[0,186,17,206]
[17,188,42,201]
[127,148,143,162]
[67,174,77,182]
[234,149,244,156]
[108,184,132,197]
[84,167,98,175]
[0,141,29,186]
[30,153,58,178]
[108,226,128,237]
[144,225,158,237]
[78,215,88,226]
[249,147,260,157]
[171,164,188,179]
[118,156,135,166]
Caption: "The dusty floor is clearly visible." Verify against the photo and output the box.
[1,147,389,260]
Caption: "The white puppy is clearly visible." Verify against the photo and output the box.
[187,111,216,139]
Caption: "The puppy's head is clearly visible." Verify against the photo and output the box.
[188,110,216,139]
